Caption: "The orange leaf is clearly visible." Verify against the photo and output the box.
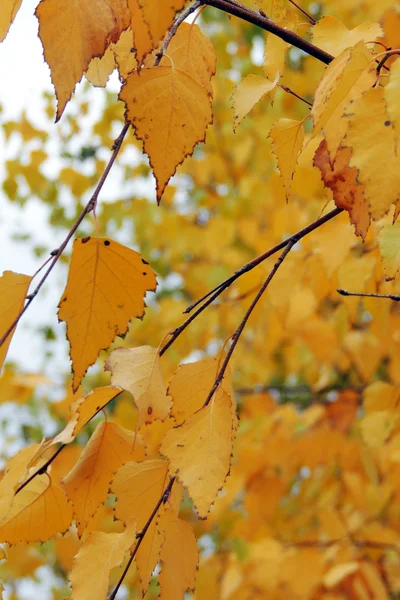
[0,271,32,373]
[63,421,144,535]
[105,346,171,425]
[159,517,198,600]
[161,388,236,517]
[0,475,73,544]
[0,444,41,518]
[70,520,136,600]
[269,118,305,200]
[120,66,213,203]
[138,0,185,47]
[58,237,156,391]
[36,0,118,120]
[314,138,370,238]
[0,0,23,42]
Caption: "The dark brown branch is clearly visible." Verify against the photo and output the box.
[108,477,175,600]
[204,238,299,406]
[0,124,130,350]
[201,0,333,65]
[338,289,400,302]
[14,444,66,496]
[159,208,343,355]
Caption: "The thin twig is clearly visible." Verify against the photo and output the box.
[204,238,298,406]
[15,444,66,496]
[154,1,202,67]
[160,208,343,356]
[337,289,400,302]
[108,477,175,600]
[288,0,316,24]
[201,0,333,65]
[0,124,130,350]
[279,83,313,107]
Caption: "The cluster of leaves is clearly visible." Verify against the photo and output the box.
[1,0,400,599]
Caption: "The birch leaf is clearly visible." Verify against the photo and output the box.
[0,0,23,42]
[0,271,32,373]
[231,73,279,131]
[269,118,305,200]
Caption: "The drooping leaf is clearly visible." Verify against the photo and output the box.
[311,41,374,157]
[69,520,136,600]
[0,0,23,42]
[0,475,73,544]
[127,0,153,64]
[159,517,199,600]
[161,388,236,517]
[0,271,32,373]
[120,65,213,203]
[113,28,138,79]
[379,222,400,280]
[269,118,305,200]
[36,0,118,120]
[105,346,171,425]
[63,420,144,535]
[231,74,279,131]
[344,87,400,219]
[58,237,156,391]
[384,57,400,153]
[160,22,216,93]
[0,444,41,518]
[137,0,185,46]
[314,139,370,238]
[85,47,116,87]
[311,16,383,57]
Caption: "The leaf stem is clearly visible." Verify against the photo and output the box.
[337,289,400,301]
[288,0,316,25]
[108,477,175,600]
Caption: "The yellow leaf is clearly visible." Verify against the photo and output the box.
[85,47,115,87]
[58,237,156,391]
[168,358,233,425]
[159,517,198,600]
[105,346,171,426]
[0,444,40,518]
[314,139,370,238]
[312,41,373,157]
[323,562,359,588]
[269,118,305,200]
[0,271,32,373]
[36,0,118,120]
[128,0,153,64]
[345,87,400,219]
[120,66,212,203]
[379,222,400,280]
[160,22,216,93]
[63,421,144,535]
[161,388,235,517]
[264,34,287,83]
[112,459,169,527]
[137,0,185,47]
[0,475,73,544]
[70,520,136,600]
[231,74,279,131]
[113,28,137,80]
[311,16,383,57]
[0,0,23,42]
[360,411,395,448]
[384,57,400,154]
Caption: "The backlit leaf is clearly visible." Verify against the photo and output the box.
[384,58,400,153]
[58,237,156,391]
[105,346,171,425]
[379,222,400,280]
[0,0,23,42]
[0,475,73,544]
[269,118,305,200]
[0,444,41,519]
[311,16,383,57]
[161,388,235,517]
[138,0,185,46]
[231,74,279,131]
[70,520,136,600]
[63,420,144,535]
[120,66,213,203]
[0,271,32,373]
[159,517,198,600]
[85,47,116,87]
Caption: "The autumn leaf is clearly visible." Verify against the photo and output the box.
[0,271,32,372]
[36,0,120,120]
[113,28,138,79]
[269,118,305,200]
[311,41,374,157]
[0,475,73,544]
[168,357,233,425]
[311,16,383,57]
[0,444,41,518]
[314,139,370,238]
[379,222,400,280]
[85,47,116,88]
[127,0,153,64]
[137,0,186,47]
[160,22,217,93]
[159,517,198,600]
[120,65,213,203]
[161,388,235,517]
[0,0,23,42]
[384,57,400,153]
[62,420,144,535]
[231,73,279,131]
[58,237,156,391]
[69,520,136,600]
[344,87,400,219]
[105,346,171,425]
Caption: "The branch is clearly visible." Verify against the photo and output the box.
[0,124,129,350]
[201,0,333,65]
[108,477,175,600]
[288,0,316,25]
[338,289,400,302]
[159,207,343,355]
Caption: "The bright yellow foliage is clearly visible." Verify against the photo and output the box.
[0,272,32,372]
